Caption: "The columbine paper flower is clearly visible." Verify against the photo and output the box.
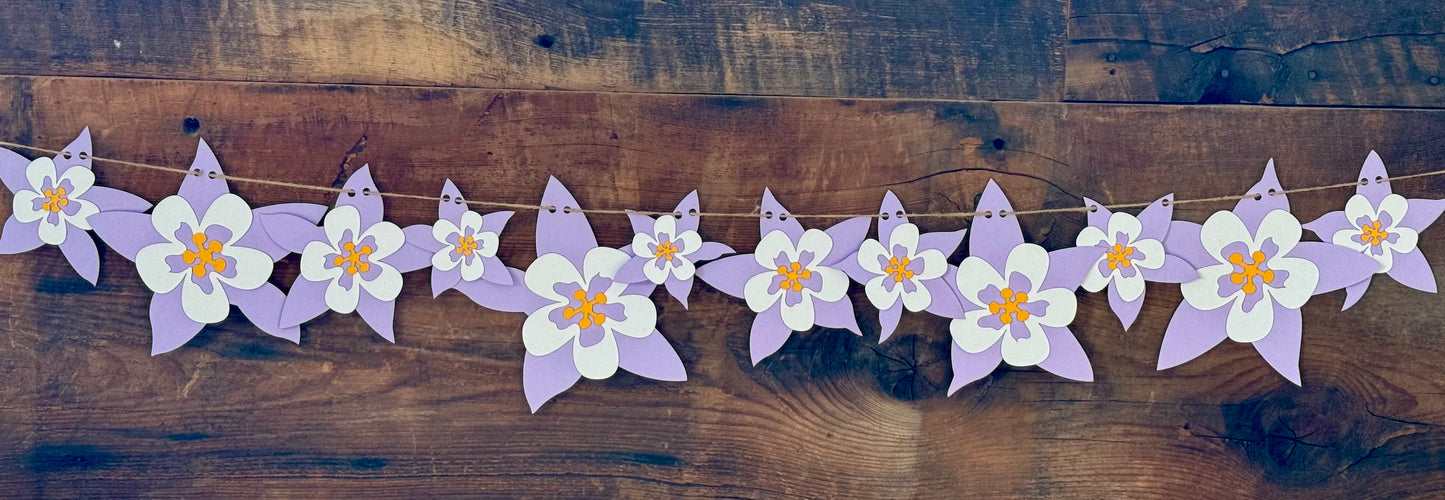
[399,180,514,299]
[696,189,869,364]
[947,181,1104,393]
[1160,161,1378,384]
[0,128,150,284]
[1303,151,1445,309]
[1076,195,1198,330]
[837,191,964,342]
[614,191,734,307]
[275,166,432,341]
[518,177,686,412]
[91,139,325,354]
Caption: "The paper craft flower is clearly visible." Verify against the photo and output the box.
[837,191,965,342]
[947,181,1104,393]
[518,177,686,412]
[91,139,326,354]
[614,191,734,307]
[1159,161,1379,384]
[696,189,869,364]
[1303,151,1445,309]
[0,128,151,284]
[274,166,433,341]
[1076,196,1198,330]
[399,180,514,299]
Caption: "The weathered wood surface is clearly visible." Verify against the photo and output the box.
[0,76,1442,497]
[0,0,1066,101]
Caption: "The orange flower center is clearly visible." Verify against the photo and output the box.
[885,256,914,283]
[1359,220,1390,246]
[654,240,679,262]
[455,234,478,256]
[776,261,812,292]
[332,241,373,275]
[181,232,227,278]
[988,287,1030,325]
[1228,251,1275,295]
[41,187,69,213]
[563,289,608,328]
[1106,243,1134,270]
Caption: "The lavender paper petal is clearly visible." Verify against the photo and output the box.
[1401,198,1445,231]
[665,276,693,308]
[1232,161,1290,232]
[90,211,165,261]
[759,189,805,242]
[0,147,30,193]
[86,186,152,213]
[455,267,551,313]
[231,283,301,343]
[614,256,652,284]
[337,166,385,226]
[524,349,582,413]
[431,267,462,297]
[480,211,513,233]
[878,305,902,343]
[626,213,653,236]
[622,282,657,298]
[1158,302,1230,370]
[1163,221,1212,269]
[279,277,332,328]
[257,213,326,255]
[695,254,760,298]
[1340,278,1371,310]
[750,306,793,365]
[1302,210,1352,240]
[1386,248,1437,293]
[1135,195,1175,242]
[56,128,93,171]
[812,297,861,334]
[0,217,44,254]
[57,225,99,284]
[1108,283,1144,331]
[438,180,467,222]
[1041,246,1108,290]
[388,243,434,274]
[878,191,907,242]
[970,181,1025,267]
[356,292,397,342]
[1252,303,1303,385]
[253,203,328,224]
[1356,151,1392,205]
[478,255,512,285]
[947,341,1002,395]
[1290,241,1378,294]
[917,229,967,256]
[1145,254,1201,283]
[178,139,231,212]
[922,268,966,318]
[235,222,289,262]
[537,176,597,265]
[835,253,870,283]
[1036,326,1093,381]
[690,241,735,262]
[402,224,445,253]
[616,330,687,382]
[150,289,207,355]
[1083,196,1111,229]
[673,191,701,234]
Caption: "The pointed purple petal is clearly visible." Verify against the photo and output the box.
[1401,198,1445,231]
[970,181,1024,267]
[877,305,902,343]
[57,225,99,285]
[760,189,805,242]
[356,292,396,342]
[336,165,385,226]
[1252,304,1303,385]
[150,289,207,355]
[948,341,1002,395]
[813,298,861,334]
[922,268,966,318]
[231,283,300,343]
[1290,241,1378,294]
[90,211,164,261]
[690,241,734,262]
[614,256,651,284]
[1386,248,1437,293]
[1108,284,1144,331]
[1083,196,1111,229]
[178,139,231,212]
[438,179,467,222]
[524,349,582,413]
[0,147,30,193]
[1355,151,1392,206]
[1042,246,1107,290]
[86,186,152,213]
[279,277,331,328]
[1135,194,1175,242]
[55,128,93,171]
[627,213,654,236]
[1158,302,1230,370]
[617,330,687,382]
[750,306,792,365]
[671,191,701,234]
[0,217,44,255]
[1144,254,1200,283]
[455,267,551,313]
[917,229,966,256]
[403,224,445,253]
[235,223,289,262]
[537,177,597,265]
[1302,210,1352,240]
[387,243,434,274]
[1037,326,1093,381]
[878,191,907,242]
[257,212,325,255]
[253,203,328,223]
[477,255,511,285]
[431,267,462,297]
[1341,278,1371,310]
[1233,161,1290,232]
[1164,221,1212,269]
[665,276,693,308]
[836,252,871,283]
[696,254,761,299]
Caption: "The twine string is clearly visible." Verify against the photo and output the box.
[2,140,1441,220]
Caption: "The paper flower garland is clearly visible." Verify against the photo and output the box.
[615,191,734,307]
[276,166,432,341]
[520,177,685,412]
[696,189,869,364]
[1076,196,1198,330]
[91,139,322,354]
[399,180,513,298]
[838,191,965,342]
[947,181,1105,393]
[1303,152,1445,309]
[1160,162,1380,384]
[0,129,150,284]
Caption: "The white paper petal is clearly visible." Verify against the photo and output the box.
[459,254,486,281]
[676,230,703,258]
[25,157,56,193]
[778,292,816,331]
[914,249,948,281]
[1226,293,1274,343]
[653,214,677,241]
[325,277,362,314]
[525,253,583,303]
[1081,255,1110,293]
[1114,272,1146,302]
[1265,256,1319,309]
[670,256,696,281]
[136,242,187,294]
[323,206,362,248]
[361,221,405,260]
[890,223,920,256]
[522,304,575,356]
[812,266,848,303]
[857,239,889,275]
[743,271,782,313]
[180,274,231,324]
[12,191,43,224]
[1132,238,1166,270]
[300,240,344,282]
[1075,225,1109,247]
[458,210,484,233]
[37,218,67,245]
[1257,210,1303,257]
[642,257,672,284]
[476,231,499,258]
[431,219,461,246]
[198,194,254,245]
[754,230,797,269]
[956,256,1006,308]
[1200,211,1252,265]
[218,246,274,291]
[432,246,461,271]
[1000,320,1050,367]
[1181,263,1237,311]
[1029,287,1078,327]
[65,199,99,230]
[151,196,201,245]
[359,262,404,302]
[1107,211,1142,243]
[574,330,620,380]
[796,229,834,268]
[864,275,901,309]
[1004,244,1050,293]
[606,294,658,338]
[951,310,1004,353]
[631,231,659,259]
[900,282,932,312]
[1343,194,1374,223]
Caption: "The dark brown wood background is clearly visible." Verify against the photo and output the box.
[0,1,1442,497]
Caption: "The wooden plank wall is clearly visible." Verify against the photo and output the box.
[0,1,1442,497]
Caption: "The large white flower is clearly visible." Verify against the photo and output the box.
[951,244,1077,367]
[522,247,658,380]
[1331,193,1418,273]
[299,205,405,314]
[1181,210,1319,343]
[1077,211,1167,302]
[11,157,100,244]
[857,223,947,311]
[631,214,704,284]
[431,210,499,282]
[135,194,273,324]
[742,229,849,331]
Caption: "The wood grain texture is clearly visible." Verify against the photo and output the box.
[1067,0,1445,107]
[0,0,1065,101]
[0,76,1442,497]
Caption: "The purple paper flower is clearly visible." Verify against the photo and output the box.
[836,191,965,342]
[696,189,869,364]
[0,128,151,284]
[273,166,433,342]
[91,139,325,354]
[947,181,1104,393]
[1303,151,1445,309]
[1076,195,1198,330]
[614,191,734,307]
[399,179,514,299]
[519,177,686,412]
[1159,161,1379,384]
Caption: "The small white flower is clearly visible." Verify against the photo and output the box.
[1331,194,1418,273]
[431,210,499,282]
[135,194,273,324]
[522,247,658,380]
[742,229,849,331]
[951,244,1077,367]
[11,157,99,244]
[631,214,704,284]
[299,205,405,314]
[1076,212,1166,302]
[856,223,947,311]
[1182,210,1319,343]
